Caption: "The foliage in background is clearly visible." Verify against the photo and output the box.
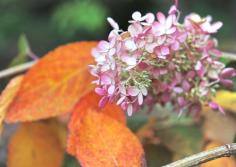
[52,1,107,37]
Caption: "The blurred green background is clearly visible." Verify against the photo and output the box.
[0,0,236,70]
[0,1,236,166]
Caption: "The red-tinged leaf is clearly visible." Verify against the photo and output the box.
[67,92,144,167]
[5,42,97,123]
[0,75,23,135]
[68,110,145,167]
[8,120,66,167]
[67,91,126,156]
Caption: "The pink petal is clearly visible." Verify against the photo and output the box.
[165,15,174,29]
[95,87,106,96]
[124,39,137,51]
[128,86,140,96]
[127,104,133,116]
[177,96,186,107]
[168,5,177,15]
[210,21,223,33]
[122,56,137,66]
[128,23,143,36]
[220,79,233,89]
[141,87,148,96]
[156,12,166,24]
[98,40,110,51]
[101,74,112,84]
[171,41,180,51]
[132,11,142,21]
[108,85,115,95]
[166,27,176,34]
[220,68,236,79]
[182,80,191,91]
[117,96,126,105]
[138,93,143,105]
[107,17,119,30]
[161,46,170,56]
[145,13,155,23]
[98,96,108,108]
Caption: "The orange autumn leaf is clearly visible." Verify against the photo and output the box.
[6,41,97,123]
[67,91,126,155]
[201,142,236,167]
[68,110,145,167]
[8,120,66,167]
[0,75,23,135]
[67,92,145,167]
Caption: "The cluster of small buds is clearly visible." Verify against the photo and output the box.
[89,4,236,116]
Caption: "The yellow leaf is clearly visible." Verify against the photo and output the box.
[213,90,236,113]
[7,120,66,167]
[0,75,23,135]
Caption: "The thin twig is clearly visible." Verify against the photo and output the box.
[0,61,36,79]
[162,143,236,167]
[0,51,235,80]
[221,51,236,61]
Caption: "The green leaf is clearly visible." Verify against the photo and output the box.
[156,125,203,158]
[9,34,31,66]
[144,144,172,167]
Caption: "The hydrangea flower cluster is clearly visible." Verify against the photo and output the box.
[89,5,236,116]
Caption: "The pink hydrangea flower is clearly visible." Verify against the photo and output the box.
[89,3,235,116]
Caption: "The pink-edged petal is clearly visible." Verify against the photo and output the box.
[98,96,109,108]
[122,56,137,66]
[117,96,126,105]
[165,15,174,29]
[220,68,236,79]
[161,46,170,56]
[156,12,166,24]
[132,11,142,21]
[220,79,234,89]
[173,87,183,94]
[108,48,116,56]
[208,102,225,114]
[107,17,119,30]
[128,86,140,96]
[101,74,112,85]
[108,85,115,95]
[140,87,148,96]
[95,87,106,96]
[145,43,157,53]
[177,96,186,107]
[171,41,180,51]
[124,39,137,51]
[145,13,155,23]
[98,40,110,51]
[138,93,143,105]
[182,80,191,91]
[168,5,177,15]
[177,32,187,42]
[127,104,133,116]
[166,27,176,34]
[209,21,223,33]
[128,23,143,36]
